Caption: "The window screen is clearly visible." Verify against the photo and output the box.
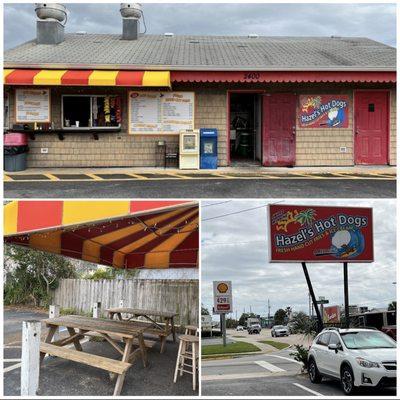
[63,97,91,128]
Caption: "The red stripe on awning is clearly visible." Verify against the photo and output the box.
[61,70,93,85]
[5,69,41,85]
[116,71,144,86]
[171,71,396,83]
[129,200,188,214]
[17,201,63,233]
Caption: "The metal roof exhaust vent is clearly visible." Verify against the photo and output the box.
[164,32,174,37]
[120,3,142,40]
[248,33,259,39]
[35,3,67,45]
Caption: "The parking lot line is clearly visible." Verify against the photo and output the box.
[254,360,286,373]
[268,354,303,365]
[202,371,283,381]
[292,383,324,396]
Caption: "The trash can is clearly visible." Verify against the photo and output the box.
[4,132,29,172]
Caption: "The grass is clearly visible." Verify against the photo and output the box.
[257,340,290,350]
[202,341,261,356]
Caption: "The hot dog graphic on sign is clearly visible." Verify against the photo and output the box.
[213,281,233,314]
[269,205,373,263]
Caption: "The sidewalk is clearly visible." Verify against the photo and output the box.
[5,165,396,178]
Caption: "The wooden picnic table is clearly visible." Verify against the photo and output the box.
[40,315,148,396]
[106,308,178,353]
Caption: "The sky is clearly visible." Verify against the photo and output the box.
[4,3,396,50]
[201,200,396,320]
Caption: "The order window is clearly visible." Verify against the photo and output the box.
[62,95,122,129]
[4,92,9,129]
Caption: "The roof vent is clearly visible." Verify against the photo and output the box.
[76,31,87,35]
[248,33,259,39]
[164,32,174,37]
[120,3,142,40]
[34,3,67,45]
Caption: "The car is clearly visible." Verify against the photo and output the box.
[247,323,261,334]
[236,325,244,331]
[271,325,290,337]
[308,327,397,395]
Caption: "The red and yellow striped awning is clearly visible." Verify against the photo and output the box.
[4,200,198,269]
[3,69,170,87]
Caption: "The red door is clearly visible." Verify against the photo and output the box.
[262,93,297,166]
[355,91,389,165]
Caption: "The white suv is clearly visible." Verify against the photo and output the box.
[308,328,396,395]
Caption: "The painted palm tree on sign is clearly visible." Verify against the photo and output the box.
[295,209,317,227]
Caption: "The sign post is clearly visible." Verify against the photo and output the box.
[213,281,232,347]
[269,205,374,332]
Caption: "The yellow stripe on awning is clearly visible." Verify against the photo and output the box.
[88,70,119,86]
[3,69,14,83]
[4,201,18,236]
[33,69,67,85]
[142,71,171,87]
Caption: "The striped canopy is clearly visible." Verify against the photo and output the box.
[3,69,170,87]
[4,200,198,269]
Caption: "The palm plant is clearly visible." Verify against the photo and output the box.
[295,209,316,226]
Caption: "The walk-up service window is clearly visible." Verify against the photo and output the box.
[229,93,262,164]
[62,95,122,129]
[3,92,9,129]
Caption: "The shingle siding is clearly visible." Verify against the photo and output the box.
[6,83,395,168]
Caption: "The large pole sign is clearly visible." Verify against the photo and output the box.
[213,281,233,314]
[269,205,373,263]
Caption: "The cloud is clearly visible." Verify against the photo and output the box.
[4,3,396,50]
[201,200,396,320]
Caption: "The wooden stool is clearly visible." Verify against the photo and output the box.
[185,325,199,336]
[173,334,199,391]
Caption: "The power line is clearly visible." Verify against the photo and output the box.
[202,204,269,222]
[202,200,232,208]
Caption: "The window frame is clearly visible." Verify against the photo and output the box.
[61,94,122,130]
[4,91,9,130]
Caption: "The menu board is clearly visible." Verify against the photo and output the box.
[129,91,194,134]
[15,89,50,123]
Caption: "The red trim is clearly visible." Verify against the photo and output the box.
[5,69,41,85]
[61,70,93,85]
[172,71,396,83]
[116,71,144,86]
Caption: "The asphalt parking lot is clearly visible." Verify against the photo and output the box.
[4,308,196,396]
[4,177,395,198]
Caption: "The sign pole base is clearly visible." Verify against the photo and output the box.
[301,262,323,333]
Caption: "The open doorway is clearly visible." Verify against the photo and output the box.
[229,93,262,166]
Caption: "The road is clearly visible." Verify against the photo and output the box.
[202,349,396,396]
[4,178,395,198]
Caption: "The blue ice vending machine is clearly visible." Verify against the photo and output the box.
[200,128,218,169]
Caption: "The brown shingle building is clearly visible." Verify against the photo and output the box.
[4,8,396,169]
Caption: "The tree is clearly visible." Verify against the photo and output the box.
[388,301,396,311]
[201,304,210,315]
[274,308,287,325]
[4,245,77,307]
[290,311,317,336]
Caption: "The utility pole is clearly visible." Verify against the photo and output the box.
[268,299,271,327]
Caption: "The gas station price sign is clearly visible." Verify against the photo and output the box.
[213,281,233,314]
[269,205,373,263]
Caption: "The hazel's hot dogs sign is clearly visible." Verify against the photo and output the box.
[269,205,373,263]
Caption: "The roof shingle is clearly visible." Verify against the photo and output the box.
[4,34,396,71]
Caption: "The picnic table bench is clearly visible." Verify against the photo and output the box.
[106,308,178,353]
[40,315,148,396]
